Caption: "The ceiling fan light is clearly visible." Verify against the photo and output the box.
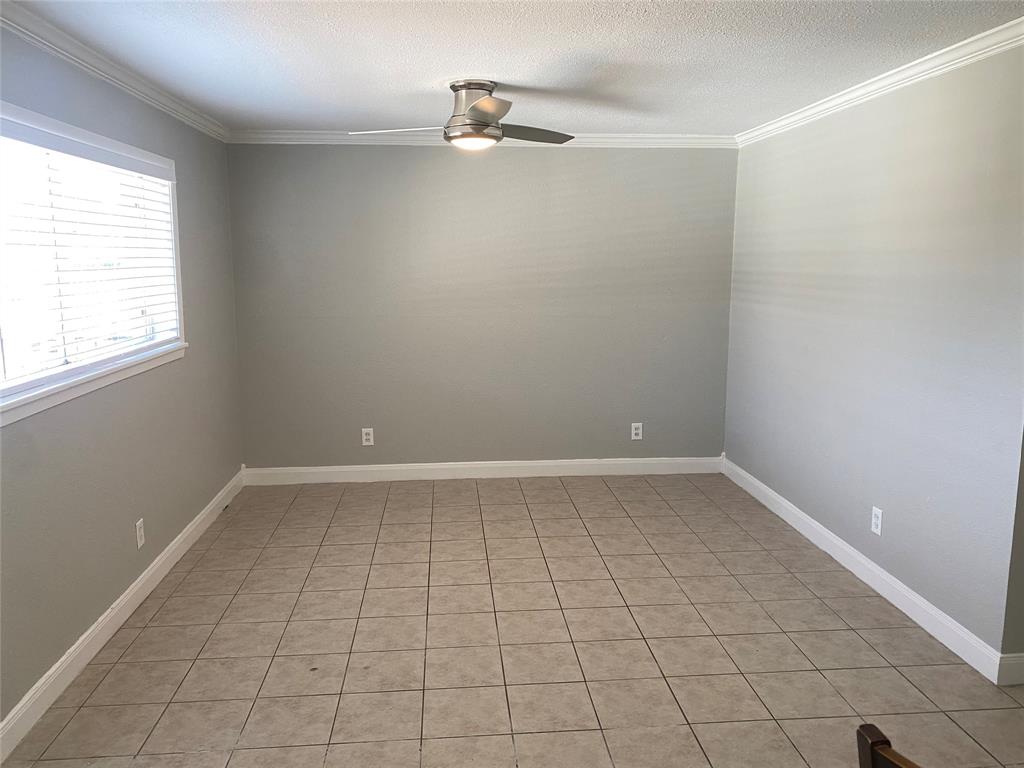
[348,80,574,147]
[444,121,502,151]
[448,135,498,151]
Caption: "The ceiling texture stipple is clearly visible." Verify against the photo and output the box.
[8,0,1024,138]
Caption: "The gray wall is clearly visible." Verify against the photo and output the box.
[228,145,737,468]
[1002,442,1024,654]
[0,29,242,715]
[725,48,1023,649]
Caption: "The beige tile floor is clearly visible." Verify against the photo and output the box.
[7,473,1024,767]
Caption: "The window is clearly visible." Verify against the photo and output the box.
[1,103,185,424]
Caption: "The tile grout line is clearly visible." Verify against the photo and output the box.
[326,480,387,756]
[261,483,343,767]
[210,484,304,759]
[130,484,301,760]
[652,475,737,764]
[418,480,434,766]
[132,488,294,758]
[884,664,1005,767]
[597,474,717,768]
[553,474,618,767]
[683,476,815,767]
[478,477,520,766]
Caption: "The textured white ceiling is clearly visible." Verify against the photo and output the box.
[16,1,1024,135]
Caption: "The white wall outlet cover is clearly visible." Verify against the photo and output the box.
[135,518,145,549]
[631,422,643,440]
[361,427,374,446]
[871,506,883,536]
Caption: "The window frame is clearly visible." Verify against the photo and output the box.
[0,102,187,426]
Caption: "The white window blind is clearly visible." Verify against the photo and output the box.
[0,104,184,415]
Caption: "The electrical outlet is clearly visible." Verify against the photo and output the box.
[871,507,882,536]
[631,422,643,441]
[136,518,145,549]
[361,427,374,446]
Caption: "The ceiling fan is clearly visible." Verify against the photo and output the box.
[349,79,574,150]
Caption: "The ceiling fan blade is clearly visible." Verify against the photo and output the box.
[501,124,574,144]
[347,127,442,135]
[465,96,512,122]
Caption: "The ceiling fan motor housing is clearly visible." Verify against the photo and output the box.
[444,79,503,145]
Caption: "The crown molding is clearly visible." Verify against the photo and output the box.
[2,0,1019,150]
[227,130,738,148]
[0,4,734,150]
[0,1,229,141]
[737,15,1024,146]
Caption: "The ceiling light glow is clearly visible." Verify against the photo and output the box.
[448,135,498,151]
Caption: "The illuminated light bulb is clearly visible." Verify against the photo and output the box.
[448,135,498,151]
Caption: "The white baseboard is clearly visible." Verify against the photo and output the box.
[242,455,725,485]
[722,458,1019,685]
[999,653,1024,686]
[0,468,244,761]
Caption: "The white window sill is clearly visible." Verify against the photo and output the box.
[0,341,188,427]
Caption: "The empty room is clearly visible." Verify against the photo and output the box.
[1,1,1022,766]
